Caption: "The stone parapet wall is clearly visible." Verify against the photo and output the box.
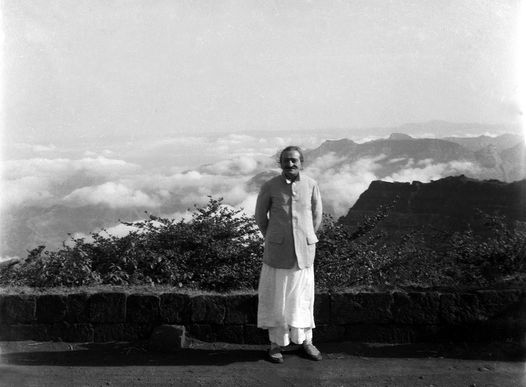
[1,289,525,344]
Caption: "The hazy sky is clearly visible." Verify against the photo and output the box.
[1,0,526,259]
[2,0,523,148]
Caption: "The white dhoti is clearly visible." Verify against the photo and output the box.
[257,262,315,347]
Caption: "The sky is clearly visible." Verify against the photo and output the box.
[2,0,524,146]
[0,0,525,259]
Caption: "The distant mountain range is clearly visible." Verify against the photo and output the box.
[309,133,525,180]
[248,132,526,190]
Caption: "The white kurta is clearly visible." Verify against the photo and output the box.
[257,262,315,346]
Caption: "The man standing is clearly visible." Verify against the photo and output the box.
[255,145,323,363]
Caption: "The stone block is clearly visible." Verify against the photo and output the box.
[190,295,226,323]
[436,323,483,343]
[438,320,525,343]
[344,324,431,344]
[37,294,67,323]
[135,323,155,340]
[89,293,126,323]
[216,324,244,343]
[484,320,524,341]
[223,294,257,324]
[93,323,150,342]
[49,322,94,342]
[475,290,523,319]
[440,293,482,324]
[0,295,4,324]
[314,324,345,342]
[1,295,36,324]
[126,294,160,324]
[520,291,526,324]
[0,324,50,341]
[392,292,440,324]
[187,324,216,342]
[160,293,190,323]
[331,292,393,324]
[244,324,269,344]
[149,325,186,352]
[66,293,90,322]
[314,292,331,324]
[0,324,9,340]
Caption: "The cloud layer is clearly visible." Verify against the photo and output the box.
[0,133,497,258]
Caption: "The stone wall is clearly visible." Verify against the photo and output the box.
[1,289,525,345]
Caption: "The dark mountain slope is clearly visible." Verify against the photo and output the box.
[340,175,526,241]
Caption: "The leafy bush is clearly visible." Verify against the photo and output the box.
[1,197,525,291]
[315,209,526,290]
[0,245,100,287]
[1,197,263,291]
[443,212,526,286]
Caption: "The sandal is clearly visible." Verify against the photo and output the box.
[267,346,284,363]
[302,342,322,361]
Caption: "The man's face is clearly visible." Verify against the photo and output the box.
[280,150,302,179]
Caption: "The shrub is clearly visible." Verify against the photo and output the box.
[1,197,263,290]
[1,245,100,287]
[444,212,526,286]
[315,209,526,290]
[1,197,524,291]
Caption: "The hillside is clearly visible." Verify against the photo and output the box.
[340,175,526,242]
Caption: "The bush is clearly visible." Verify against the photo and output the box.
[1,197,263,291]
[1,245,100,287]
[315,209,526,291]
[443,212,526,286]
[1,197,524,291]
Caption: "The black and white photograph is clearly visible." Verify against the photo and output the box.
[1,1,525,386]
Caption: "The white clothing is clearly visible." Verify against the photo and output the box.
[257,262,315,346]
[269,326,313,347]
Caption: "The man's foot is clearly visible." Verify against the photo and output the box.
[267,345,283,363]
[302,342,322,361]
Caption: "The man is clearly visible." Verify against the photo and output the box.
[255,145,323,363]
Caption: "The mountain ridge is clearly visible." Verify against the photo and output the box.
[340,175,526,243]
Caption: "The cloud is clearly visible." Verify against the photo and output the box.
[67,208,196,245]
[305,152,347,171]
[354,136,383,144]
[10,142,57,153]
[1,132,499,258]
[387,157,407,164]
[2,176,54,208]
[305,154,385,216]
[1,157,142,209]
[383,159,479,183]
[3,157,140,181]
[128,133,329,171]
[68,222,140,244]
[33,144,57,152]
[199,155,266,176]
[303,154,481,216]
[161,172,255,211]
[63,182,160,208]
[236,194,258,215]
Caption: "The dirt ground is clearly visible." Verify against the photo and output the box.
[1,340,524,387]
